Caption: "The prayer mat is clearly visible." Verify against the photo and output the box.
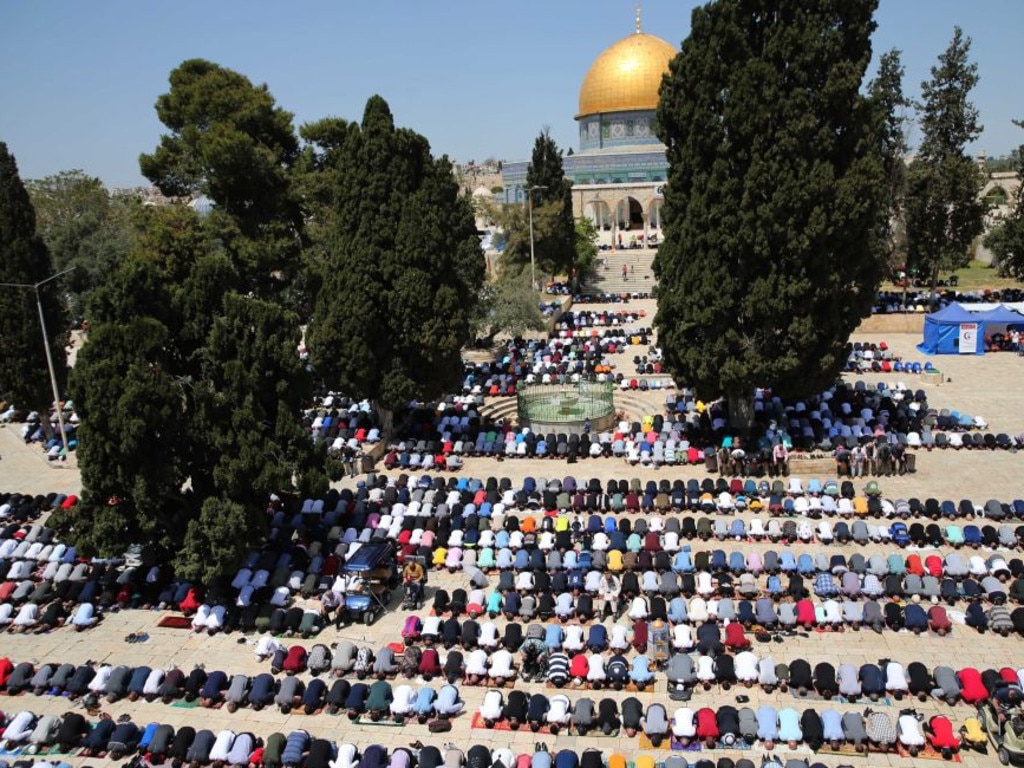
[387,642,405,654]
[816,742,870,758]
[156,615,193,629]
[670,740,702,752]
[547,680,648,693]
[0,748,23,758]
[712,738,754,750]
[352,715,404,726]
[897,744,962,762]
[637,734,673,750]
[839,694,894,706]
[471,713,557,734]
[171,700,200,709]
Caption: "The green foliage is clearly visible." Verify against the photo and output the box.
[495,198,571,280]
[66,61,321,576]
[653,0,885,412]
[25,170,137,321]
[986,122,1024,280]
[139,59,303,297]
[525,129,576,280]
[306,96,484,417]
[868,49,911,272]
[574,216,599,279]
[0,142,68,411]
[905,28,986,289]
[473,266,545,344]
[178,497,266,585]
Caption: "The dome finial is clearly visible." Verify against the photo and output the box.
[634,4,642,33]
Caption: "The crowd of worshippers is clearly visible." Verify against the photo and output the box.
[0,506,117,634]
[571,290,652,303]
[476,692,964,758]
[197,470,1024,623]
[843,342,932,375]
[0,404,79,462]
[463,328,651,394]
[0,649,467,724]
[873,287,1024,314]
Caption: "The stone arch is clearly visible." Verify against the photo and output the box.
[648,199,664,229]
[616,197,644,230]
[587,200,613,231]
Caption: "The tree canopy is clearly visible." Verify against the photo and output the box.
[139,59,304,297]
[653,0,886,422]
[25,170,137,322]
[306,96,484,425]
[905,27,986,295]
[63,62,324,581]
[985,120,1024,279]
[0,142,68,413]
[525,129,576,284]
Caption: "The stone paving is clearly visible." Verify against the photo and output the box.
[1,304,1022,767]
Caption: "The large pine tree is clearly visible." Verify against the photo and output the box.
[653,0,886,424]
[0,142,67,414]
[306,96,484,433]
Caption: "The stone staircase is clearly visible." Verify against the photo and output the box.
[583,248,659,294]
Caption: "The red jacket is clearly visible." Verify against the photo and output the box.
[957,668,986,704]
[724,623,750,649]
[796,599,816,626]
[928,606,951,630]
[696,707,719,738]
[928,716,960,749]
[570,654,589,679]
[282,645,308,674]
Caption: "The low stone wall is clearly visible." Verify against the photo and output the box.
[856,313,925,334]
[521,410,618,438]
[788,456,838,477]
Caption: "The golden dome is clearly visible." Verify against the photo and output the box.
[577,32,677,118]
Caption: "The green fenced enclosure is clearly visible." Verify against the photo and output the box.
[517,380,616,428]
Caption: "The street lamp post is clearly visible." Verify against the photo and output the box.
[0,266,75,460]
[526,184,547,292]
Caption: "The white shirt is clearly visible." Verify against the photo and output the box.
[736,651,759,681]
[479,622,499,648]
[390,685,417,714]
[209,730,236,763]
[563,625,585,651]
[489,650,514,677]
[465,649,489,676]
[696,655,716,682]
[587,654,606,680]
[610,624,630,650]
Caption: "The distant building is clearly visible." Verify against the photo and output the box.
[503,10,675,245]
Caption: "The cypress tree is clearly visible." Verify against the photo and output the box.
[307,96,483,434]
[654,0,885,425]
[0,142,67,414]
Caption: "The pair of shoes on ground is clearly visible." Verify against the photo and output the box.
[124,632,149,643]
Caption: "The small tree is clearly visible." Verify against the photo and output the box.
[0,142,68,413]
[905,27,986,304]
[985,120,1024,279]
[526,129,576,282]
[471,267,545,345]
[868,50,912,300]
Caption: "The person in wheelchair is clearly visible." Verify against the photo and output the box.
[402,559,426,607]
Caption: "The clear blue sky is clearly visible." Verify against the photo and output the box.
[2,0,1022,187]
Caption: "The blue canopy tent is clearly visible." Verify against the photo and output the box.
[979,304,1024,350]
[917,302,983,355]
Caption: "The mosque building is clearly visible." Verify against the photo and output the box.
[502,10,676,246]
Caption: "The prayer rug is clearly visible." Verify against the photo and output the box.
[637,734,673,750]
[387,642,405,654]
[156,615,193,629]
[352,715,404,726]
[0,748,23,758]
[171,700,200,709]
[816,742,869,758]
[471,713,557,734]
[897,744,962,762]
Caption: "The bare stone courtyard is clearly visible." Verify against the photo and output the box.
[1,300,1022,767]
